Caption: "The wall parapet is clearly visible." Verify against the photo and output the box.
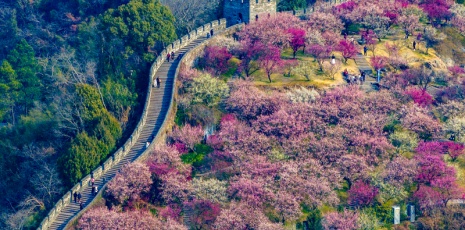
[37,19,227,230]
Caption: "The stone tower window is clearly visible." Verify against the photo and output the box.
[256,0,258,3]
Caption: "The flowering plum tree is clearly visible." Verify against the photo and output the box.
[399,104,442,140]
[323,210,360,230]
[257,45,284,83]
[404,88,434,107]
[228,177,274,208]
[287,28,306,58]
[78,207,186,230]
[171,124,204,151]
[160,171,193,204]
[443,141,465,161]
[363,30,378,56]
[188,73,229,107]
[420,0,452,24]
[448,66,465,81]
[382,156,418,187]
[197,46,232,76]
[192,178,228,203]
[370,56,387,71]
[307,12,344,34]
[347,181,378,208]
[214,202,284,230]
[322,60,342,80]
[336,154,371,189]
[338,40,358,63]
[106,162,152,205]
[237,13,300,48]
[184,199,221,230]
[307,44,331,71]
[226,82,282,120]
[234,40,264,78]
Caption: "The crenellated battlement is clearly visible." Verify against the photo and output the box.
[224,0,277,26]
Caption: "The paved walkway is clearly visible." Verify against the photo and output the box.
[47,36,207,230]
[353,53,377,92]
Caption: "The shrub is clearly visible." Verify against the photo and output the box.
[189,74,229,107]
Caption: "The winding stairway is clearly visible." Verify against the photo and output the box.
[46,36,207,230]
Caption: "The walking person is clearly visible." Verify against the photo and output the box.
[145,141,150,149]
[361,72,366,82]
[363,46,368,56]
[156,77,161,88]
[91,178,95,186]
[171,51,175,60]
[77,192,82,203]
[153,77,158,88]
[167,53,170,62]
[413,40,416,51]
[73,192,77,203]
[91,186,95,196]
[79,201,83,210]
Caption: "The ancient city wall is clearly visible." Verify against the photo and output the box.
[37,18,227,230]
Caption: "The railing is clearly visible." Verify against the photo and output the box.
[37,18,227,230]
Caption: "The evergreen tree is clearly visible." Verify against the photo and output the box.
[102,0,177,61]
[6,39,42,115]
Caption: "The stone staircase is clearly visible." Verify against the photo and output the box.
[46,37,207,230]
[354,53,377,92]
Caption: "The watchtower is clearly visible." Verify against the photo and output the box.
[224,0,277,26]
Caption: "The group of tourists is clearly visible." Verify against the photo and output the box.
[72,177,99,211]
[166,51,175,62]
[73,191,83,210]
[343,69,366,85]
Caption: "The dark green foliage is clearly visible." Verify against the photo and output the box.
[300,206,323,230]
[181,151,206,165]
[175,106,188,126]
[383,118,401,135]
[346,24,361,35]
[278,0,307,11]
[102,0,177,61]
[1,40,42,122]
[180,144,213,166]
[59,84,121,186]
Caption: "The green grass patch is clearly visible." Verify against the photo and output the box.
[180,144,213,166]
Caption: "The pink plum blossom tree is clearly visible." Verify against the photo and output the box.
[323,210,360,230]
[287,28,306,58]
[106,162,152,205]
[198,46,232,76]
[171,124,204,151]
[338,40,358,63]
[257,45,285,83]
[347,181,378,208]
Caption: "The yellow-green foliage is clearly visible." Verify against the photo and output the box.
[389,130,419,156]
